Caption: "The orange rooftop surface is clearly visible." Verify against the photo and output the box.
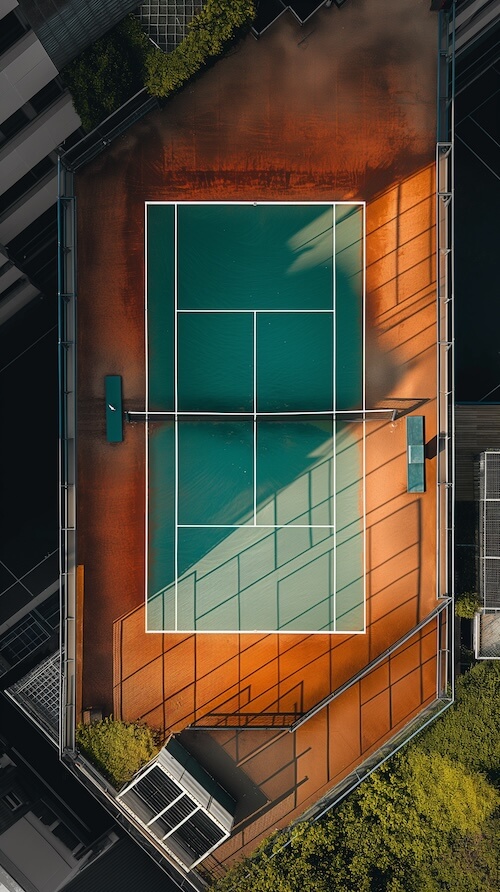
[59,0,454,881]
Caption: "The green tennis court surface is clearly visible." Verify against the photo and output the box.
[145,202,365,633]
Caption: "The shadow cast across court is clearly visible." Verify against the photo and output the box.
[148,416,365,636]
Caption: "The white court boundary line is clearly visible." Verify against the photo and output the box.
[363,201,367,634]
[253,311,257,526]
[174,207,179,632]
[332,204,337,632]
[144,201,366,635]
[144,202,149,632]
[147,200,365,205]
[177,524,336,529]
[176,309,336,313]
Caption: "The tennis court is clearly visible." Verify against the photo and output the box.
[145,202,367,633]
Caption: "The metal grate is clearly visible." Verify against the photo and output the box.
[478,451,500,610]
[475,612,500,659]
[135,767,183,814]
[483,563,500,609]
[136,1,204,54]
[484,452,500,494]
[152,794,197,837]
[7,652,60,741]
[182,809,225,858]
[485,503,500,555]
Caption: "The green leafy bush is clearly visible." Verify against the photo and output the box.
[62,15,150,131]
[76,718,159,789]
[62,4,254,130]
[145,0,255,98]
[455,590,481,618]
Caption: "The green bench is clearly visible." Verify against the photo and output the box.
[406,415,425,493]
[105,375,123,443]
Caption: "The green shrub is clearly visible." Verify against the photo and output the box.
[62,4,254,131]
[455,590,481,618]
[76,718,159,789]
[145,0,255,98]
[62,15,150,131]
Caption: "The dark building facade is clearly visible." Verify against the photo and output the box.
[17,0,140,69]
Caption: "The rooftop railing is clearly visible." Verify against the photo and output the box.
[436,3,455,701]
[58,160,78,756]
[61,89,160,173]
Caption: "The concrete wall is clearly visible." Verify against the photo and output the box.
[0,168,57,242]
[0,271,38,323]
[0,0,81,320]
[0,30,58,122]
[0,93,79,190]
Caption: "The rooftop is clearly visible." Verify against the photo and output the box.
[60,0,454,881]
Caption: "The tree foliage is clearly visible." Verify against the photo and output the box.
[417,660,500,781]
[145,0,255,98]
[343,751,498,890]
[214,662,500,892]
[76,718,159,789]
[62,15,150,131]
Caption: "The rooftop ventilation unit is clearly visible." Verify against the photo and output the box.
[117,737,235,870]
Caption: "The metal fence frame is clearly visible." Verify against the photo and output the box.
[61,89,159,173]
[435,4,455,703]
[136,1,204,54]
[474,610,500,660]
[477,451,500,610]
[58,160,78,757]
[6,652,61,744]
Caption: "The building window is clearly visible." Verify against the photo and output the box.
[0,156,56,216]
[0,80,66,148]
[7,204,57,264]
[31,801,85,857]
[0,10,30,56]
[7,204,58,296]
[0,108,30,143]
[2,791,23,811]
[29,79,65,115]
